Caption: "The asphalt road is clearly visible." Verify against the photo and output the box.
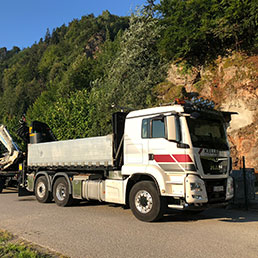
[0,188,258,258]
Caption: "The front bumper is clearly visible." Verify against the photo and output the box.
[185,175,233,204]
[167,200,229,211]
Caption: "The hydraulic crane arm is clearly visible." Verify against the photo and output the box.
[0,125,20,170]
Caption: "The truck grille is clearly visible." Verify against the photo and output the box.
[201,157,228,175]
[204,179,227,203]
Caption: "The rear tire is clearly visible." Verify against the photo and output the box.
[53,177,73,207]
[129,181,165,222]
[35,176,52,203]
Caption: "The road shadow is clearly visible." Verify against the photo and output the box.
[18,197,37,202]
[11,191,258,223]
[71,200,108,207]
[71,200,258,223]
[159,207,258,223]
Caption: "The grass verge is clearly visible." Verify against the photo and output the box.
[0,230,66,258]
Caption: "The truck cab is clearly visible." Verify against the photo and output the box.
[122,100,234,220]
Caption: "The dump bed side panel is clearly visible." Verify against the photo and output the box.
[28,135,114,168]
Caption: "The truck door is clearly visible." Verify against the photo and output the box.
[143,115,188,173]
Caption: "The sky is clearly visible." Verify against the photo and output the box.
[0,0,150,50]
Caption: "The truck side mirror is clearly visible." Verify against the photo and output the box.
[166,116,178,142]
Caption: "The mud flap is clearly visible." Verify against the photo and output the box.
[18,185,34,197]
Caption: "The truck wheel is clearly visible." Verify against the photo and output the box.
[35,176,52,203]
[129,181,165,222]
[0,178,5,193]
[53,177,73,207]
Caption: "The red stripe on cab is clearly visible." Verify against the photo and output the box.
[172,154,193,163]
[154,155,175,163]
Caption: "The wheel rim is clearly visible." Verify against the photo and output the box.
[56,183,66,201]
[135,190,153,214]
[37,181,46,199]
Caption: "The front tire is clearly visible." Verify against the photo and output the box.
[129,181,165,222]
[53,177,73,207]
[35,176,52,203]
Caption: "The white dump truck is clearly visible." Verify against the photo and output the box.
[18,97,235,221]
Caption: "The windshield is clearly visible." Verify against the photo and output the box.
[186,117,229,150]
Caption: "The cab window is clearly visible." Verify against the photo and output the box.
[142,119,150,138]
[152,119,165,138]
[142,117,165,138]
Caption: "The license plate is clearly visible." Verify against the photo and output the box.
[213,186,224,192]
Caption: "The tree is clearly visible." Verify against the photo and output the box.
[0,11,130,141]
[87,11,168,136]
[157,0,258,67]
[157,0,221,67]
[143,0,157,17]
[211,0,258,52]
[57,55,98,95]
[27,89,92,140]
[44,28,51,45]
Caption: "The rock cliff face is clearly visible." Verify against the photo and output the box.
[158,53,258,174]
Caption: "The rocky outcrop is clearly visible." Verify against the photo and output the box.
[85,31,105,58]
[160,53,258,173]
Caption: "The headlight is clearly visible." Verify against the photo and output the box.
[186,175,208,203]
[190,182,202,192]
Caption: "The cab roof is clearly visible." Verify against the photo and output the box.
[126,105,185,119]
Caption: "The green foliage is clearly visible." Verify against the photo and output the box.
[0,230,12,242]
[211,0,258,51]
[0,230,52,258]
[38,45,64,81]
[157,0,258,67]
[0,12,129,138]
[27,90,92,140]
[104,14,165,107]
[0,44,47,119]
[57,55,98,95]
[26,10,167,138]
[86,11,168,135]
[154,82,183,105]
